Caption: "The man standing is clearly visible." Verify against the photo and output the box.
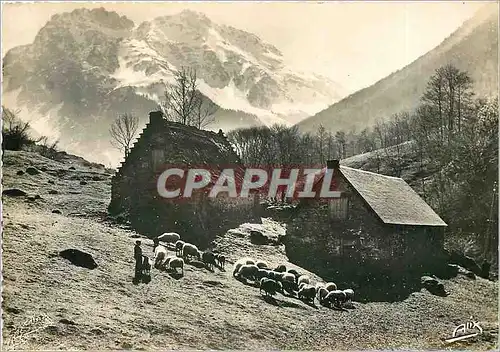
[134,240,143,280]
[153,237,160,252]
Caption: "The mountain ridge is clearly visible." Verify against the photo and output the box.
[296,3,499,134]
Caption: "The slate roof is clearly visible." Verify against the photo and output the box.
[339,166,447,227]
[296,164,447,227]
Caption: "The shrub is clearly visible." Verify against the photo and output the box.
[2,107,33,151]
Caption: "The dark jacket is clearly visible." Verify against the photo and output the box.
[134,245,142,261]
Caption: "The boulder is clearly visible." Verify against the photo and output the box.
[59,249,98,269]
[449,250,482,275]
[26,167,41,175]
[250,230,271,245]
[2,189,27,197]
[421,275,448,296]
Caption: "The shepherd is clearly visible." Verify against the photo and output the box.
[134,240,143,280]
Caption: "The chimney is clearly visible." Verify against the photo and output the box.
[149,111,164,124]
[326,159,340,170]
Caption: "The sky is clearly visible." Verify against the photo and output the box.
[1,1,493,94]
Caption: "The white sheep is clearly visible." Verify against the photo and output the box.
[324,282,338,292]
[175,240,185,256]
[157,232,181,243]
[168,257,184,275]
[298,284,316,302]
[235,264,259,281]
[255,260,268,269]
[267,271,284,281]
[280,272,298,295]
[323,290,347,308]
[161,255,176,269]
[255,268,271,281]
[315,282,325,292]
[297,275,310,287]
[281,272,296,283]
[154,245,167,268]
[182,243,200,261]
[316,287,329,304]
[343,288,354,302]
[233,257,254,276]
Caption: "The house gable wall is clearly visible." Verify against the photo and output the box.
[108,114,258,247]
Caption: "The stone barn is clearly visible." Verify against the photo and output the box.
[108,111,260,247]
[285,160,448,299]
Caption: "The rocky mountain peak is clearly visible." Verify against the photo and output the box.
[43,7,134,32]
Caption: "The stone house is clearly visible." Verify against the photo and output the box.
[285,159,448,283]
[108,111,259,247]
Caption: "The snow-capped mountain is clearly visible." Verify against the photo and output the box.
[2,8,344,166]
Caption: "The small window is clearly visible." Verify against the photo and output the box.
[328,196,349,220]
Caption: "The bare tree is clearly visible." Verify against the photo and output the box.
[161,67,199,125]
[109,113,140,158]
[193,93,218,129]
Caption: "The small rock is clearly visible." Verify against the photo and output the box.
[92,176,102,181]
[203,280,224,287]
[52,209,62,214]
[5,306,22,314]
[59,249,98,269]
[26,166,41,175]
[80,180,87,185]
[48,190,59,195]
[26,195,42,202]
[89,328,104,335]
[121,342,133,349]
[59,318,76,325]
[48,180,55,184]
[16,170,24,176]
[69,166,76,170]
[189,260,205,268]
[45,325,59,334]
[40,166,48,172]
[2,189,27,197]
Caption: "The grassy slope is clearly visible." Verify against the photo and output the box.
[2,150,498,350]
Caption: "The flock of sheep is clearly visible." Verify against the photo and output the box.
[233,257,355,309]
[145,232,354,310]
[149,232,225,276]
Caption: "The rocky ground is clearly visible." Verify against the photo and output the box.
[2,150,498,350]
